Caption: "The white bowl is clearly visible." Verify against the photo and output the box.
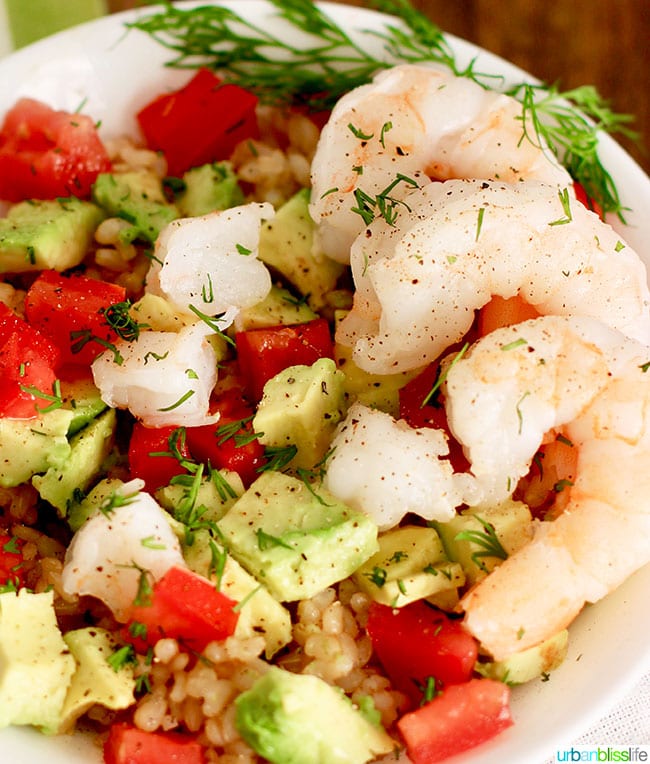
[1,3,649,763]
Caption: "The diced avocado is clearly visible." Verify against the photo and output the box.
[92,170,178,244]
[435,499,534,585]
[129,292,194,333]
[177,161,244,217]
[58,627,135,733]
[0,197,104,273]
[254,358,347,470]
[0,589,76,733]
[476,629,569,685]
[184,529,292,659]
[233,285,318,332]
[334,311,419,417]
[218,471,379,602]
[424,587,462,612]
[67,477,131,532]
[0,408,73,487]
[353,525,465,608]
[32,408,116,517]
[60,376,108,436]
[156,469,245,524]
[235,666,395,764]
[258,189,344,309]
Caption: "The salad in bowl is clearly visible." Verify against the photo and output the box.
[0,2,649,763]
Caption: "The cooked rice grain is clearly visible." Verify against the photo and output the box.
[130,582,405,760]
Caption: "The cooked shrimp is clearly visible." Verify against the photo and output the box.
[146,202,274,329]
[61,480,186,621]
[310,63,571,263]
[439,315,650,659]
[92,320,219,427]
[337,178,650,374]
[322,401,471,531]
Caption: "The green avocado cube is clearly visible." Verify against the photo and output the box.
[476,629,569,684]
[0,590,76,734]
[67,477,133,532]
[234,285,318,331]
[60,376,108,436]
[177,161,244,217]
[0,197,104,273]
[353,525,465,608]
[258,188,344,309]
[218,471,379,602]
[156,469,245,525]
[183,529,292,659]
[58,627,135,733]
[235,667,395,764]
[0,408,73,487]
[434,499,534,585]
[92,170,178,244]
[32,408,116,517]
[254,358,347,469]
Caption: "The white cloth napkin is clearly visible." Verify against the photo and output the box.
[544,672,650,762]
[588,672,649,743]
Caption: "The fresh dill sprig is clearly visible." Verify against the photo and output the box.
[455,515,508,573]
[128,0,384,111]
[507,82,638,219]
[100,300,147,342]
[128,0,637,218]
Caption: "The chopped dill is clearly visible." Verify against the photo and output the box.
[128,0,637,217]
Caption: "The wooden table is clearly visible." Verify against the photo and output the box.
[109,0,649,174]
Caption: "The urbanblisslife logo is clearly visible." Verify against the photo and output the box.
[555,747,649,762]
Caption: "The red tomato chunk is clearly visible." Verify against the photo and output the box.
[0,302,60,419]
[124,565,239,652]
[25,269,127,367]
[235,318,334,401]
[104,723,205,764]
[366,601,478,706]
[128,423,191,493]
[185,390,267,487]
[0,98,111,202]
[399,345,471,473]
[397,678,513,764]
[573,180,604,219]
[0,534,26,588]
[137,68,259,177]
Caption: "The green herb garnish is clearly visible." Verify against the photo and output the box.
[129,0,636,217]
[455,515,508,573]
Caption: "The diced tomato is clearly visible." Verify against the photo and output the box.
[476,294,541,337]
[137,68,259,176]
[185,420,266,487]
[366,601,478,706]
[104,723,205,764]
[398,353,470,473]
[397,678,513,764]
[123,565,239,652]
[0,302,61,419]
[0,98,111,202]
[25,270,127,367]
[235,318,334,401]
[515,432,578,519]
[573,180,604,219]
[128,423,190,492]
[0,534,26,588]
[399,362,447,430]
